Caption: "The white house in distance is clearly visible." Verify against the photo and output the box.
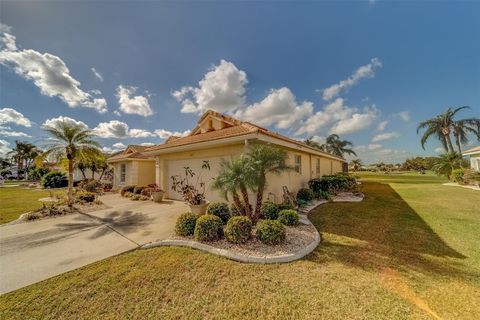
[463,146,480,172]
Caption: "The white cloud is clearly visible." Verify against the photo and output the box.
[128,128,155,138]
[355,144,383,152]
[0,107,32,127]
[348,146,411,164]
[372,131,400,142]
[329,106,378,135]
[235,87,313,130]
[173,59,248,114]
[116,85,153,117]
[322,58,382,101]
[140,142,155,147]
[0,126,31,137]
[91,67,104,82]
[112,142,126,149]
[0,26,107,113]
[377,120,388,131]
[434,147,445,153]
[154,129,190,139]
[394,111,410,122]
[0,139,12,157]
[93,120,130,138]
[42,116,88,130]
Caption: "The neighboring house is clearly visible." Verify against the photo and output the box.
[463,146,480,172]
[107,145,156,186]
[108,110,346,203]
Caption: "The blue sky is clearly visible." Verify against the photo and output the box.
[1,1,479,163]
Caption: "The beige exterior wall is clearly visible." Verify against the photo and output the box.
[469,154,480,172]
[111,160,155,188]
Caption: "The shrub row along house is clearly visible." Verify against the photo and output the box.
[107,110,346,203]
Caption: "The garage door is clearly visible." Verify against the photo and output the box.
[166,157,225,202]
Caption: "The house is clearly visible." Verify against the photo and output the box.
[108,110,346,203]
[463,146,480,172]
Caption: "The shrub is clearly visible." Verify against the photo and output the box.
[317,190,331,201]
[296,188,314,202]
[261,201,280,220]
[175,212,198,236]
[77,192,95,203]
[452,168,465,184]
[83,180,102,193]
[206,202,231,223]
[140,195,150,201]
[224,216,252,244]
[278,201,294,211]
[278,209,299,226]
[308,175,357,195]
[26,212,42,220]
[133,185,148,195]
[141,187,155,197]
[124,191,133,198]
[194,215,223,242]
[120,185,135,196]
[230,202,252,216]
[42,171,68,188]
[255,220,286,245]
[131,194,141,201]
[103,182,113,191]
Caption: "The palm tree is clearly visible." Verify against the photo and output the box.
[432,152,464,180]
[212,156,255,219]
[320,134,356,158]
[246,144,290,222]
[303,136,322,150]
[8,141,40,180]
[450,108,480,153]
[350,159,363,172]
[42,121,101,206]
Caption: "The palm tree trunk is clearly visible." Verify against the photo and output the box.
[232,192,244,215]
[253,180,265,223]
[98,169,105,181]
[445,134,454,153]
[240,185,251,219]
[453,133,462,154]
[67,157,74,207]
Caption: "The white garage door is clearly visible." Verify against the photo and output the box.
[166,157,225,202]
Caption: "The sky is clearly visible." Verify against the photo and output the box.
[1,1,479,164]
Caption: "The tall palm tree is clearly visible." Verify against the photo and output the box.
[8,141,40,180]
[212,156,255,219]
[432,152,464,180]
[350,159,363,172]
[321,134,356,158]
[450,107,480,153]
[247,144,290,222]
[303,136,322,150]
[42,121,101,206]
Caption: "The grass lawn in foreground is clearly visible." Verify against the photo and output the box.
[1,173,479,319]
[0,186,52,224]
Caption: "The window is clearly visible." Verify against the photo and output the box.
[316,158,320,177]
[120,163,126,183]
[294,155,302,174]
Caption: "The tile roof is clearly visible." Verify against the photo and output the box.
[107,145,154,162]
[463,146,480,154]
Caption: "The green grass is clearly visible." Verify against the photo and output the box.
[0,186,52,224]
[1,173,479,319]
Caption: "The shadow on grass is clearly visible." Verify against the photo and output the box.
[307,182,478,279]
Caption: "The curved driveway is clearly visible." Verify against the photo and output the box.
[0,194,187,294]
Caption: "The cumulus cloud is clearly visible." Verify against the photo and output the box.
[235,87,313,130]
[0,25,107,113]
[377,120,388,131]
[116,85,153,117]
[112,142,126,149]
[0,139,12,157]
[154,129,190,139]
[329,106,378,135]
[42,116,88,130]
[0,125,31,137]
[322,58,382,101]
[394,111,410,122]
[372,131,400,142]
[355,144,383,152]
[93,120,130,138]
[0,107,32,127]
[128,128,155,138]
[140,142,155,147]
[91,67,104,82]
[173,60,248,114]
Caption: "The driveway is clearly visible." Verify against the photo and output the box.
[0,194,188,294]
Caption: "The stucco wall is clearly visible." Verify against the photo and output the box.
[136,161,156,185]
[470,154,480,172]
[112,160,155,188]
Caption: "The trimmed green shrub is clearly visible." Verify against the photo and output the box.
[77,192,95,203]
[317,190,331,201]
[261,201,280,220]
[131,194,141,200]
[133,185,147,195]
[82,180,102,193]
[41,171,68,188]
[207,202,231,224]
[308,174,357,195]
[278,201,294,211]
[175,212,198,236]
[194,215,223,242]
[224,216,252,244]
[229,202,253,216]
[278,209,299,226]
[297,188,314,202]
[120,185,135,196]
[256,220,286,245]
[452,168,465,184]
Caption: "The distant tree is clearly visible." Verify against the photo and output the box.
[321,134,357,157]
[8,141,41,180]
[432,152,464,180]
[350,159,363,172]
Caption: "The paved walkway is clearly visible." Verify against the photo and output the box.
[0,194,188,294]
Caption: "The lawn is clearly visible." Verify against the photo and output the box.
[1,173,479,319]
[0,186,52,224]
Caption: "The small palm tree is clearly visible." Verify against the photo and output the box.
[432,152,464,180]
[8,141,41,180]
[350,159,363,172]
[42,121,101,206]
[247,144,290,222]
[303,136,322,150]
[212,156,255,219]
[321,134,356,158]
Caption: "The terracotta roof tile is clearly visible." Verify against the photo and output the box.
[463,146,480,154]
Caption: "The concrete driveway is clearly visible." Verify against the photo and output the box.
[0,194,188,294]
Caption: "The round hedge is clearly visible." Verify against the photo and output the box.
[278,209,299,226]
[224,216,252,244]
[296,188,314,202]
[255,220,286,245]
[175,212,198,236]
[207,202,231,224]
[41,171,68,188]
[194,214,223,242]
[76,192,95,203]
[261,201,280,220]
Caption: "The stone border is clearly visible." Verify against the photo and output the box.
[142,193,364,264]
